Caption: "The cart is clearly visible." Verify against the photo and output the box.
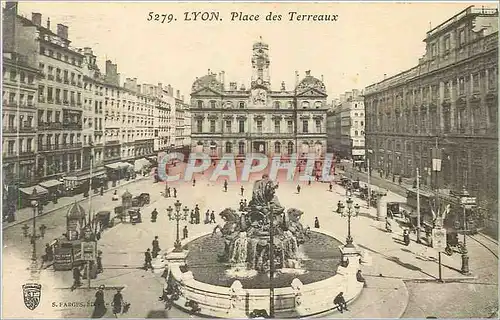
[128,208,142,224]
[96,211,112,229]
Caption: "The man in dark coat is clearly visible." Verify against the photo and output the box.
[152,236,161,258]
[183,226,188,240]
[194,205,200,224]
[205,210,210,224]
[92,285,106,318]
[173,188,177,198]
[333,292,348,313]
[210,210,216,224]
[112,288,124,316]
[240,185,244,196]
[72,267,82,288]
[151,208,158,223]
[297,185,301,194]
[144,248,153,271]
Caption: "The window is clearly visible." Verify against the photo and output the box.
[301,101,309,109]
[8,141,14,155]
[458,77,465,96]
[274,101,280,109]
[459,29,466,47]
[274,120,280,133]
[315,119,321,132]
[225,142,232,153]
[360,121,364,126]
[443,35,451,53]
[472,73,480,92]
[9,70,16,81]
[302,120,309,133]
[256,120,263,133]
[275,142,281,153]
[238,142,245,154]
[225,120,232,133]
[287,142,294,154]
[210,101,216,108]
[354,104,358,108]
[355,130,359,136]
[431,43,437,58]
[287,120,293,133]
[444,81,450,98]
[488,69,497,91]
[56,52,62,60]
[196,120,202,132]
[239,101,245,109]
[239,120,245,133]
[315,101,322,109]
[20,72,25,83]
[210,120,216,133]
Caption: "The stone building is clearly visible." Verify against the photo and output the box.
[326,90,366,165]
[364,6,498,225]
[190,39,328,158]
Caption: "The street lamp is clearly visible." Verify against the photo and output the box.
[166,200,190,252]
[29,189,40,262]
[459,186,472,275]
[336,197,361,247]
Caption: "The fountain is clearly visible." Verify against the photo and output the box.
[212,175,310,275]
[163,175,365,318]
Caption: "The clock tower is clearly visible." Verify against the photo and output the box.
[251,37,270,90]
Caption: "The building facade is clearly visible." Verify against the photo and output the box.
[364,6,498,226]
[190,39,328,158]
[2,2,187,191]
[326,90,366,164]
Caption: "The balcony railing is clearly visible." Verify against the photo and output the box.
[3,151,35,159]
[3,127,17,133]
[61,142,83,150]
[19,126,36,133]
[56,76,62,82]
[62,122,83,130]
[38,122,63,130]
[47,74,54,81]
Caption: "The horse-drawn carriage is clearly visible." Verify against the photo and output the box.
[131,193,150,207]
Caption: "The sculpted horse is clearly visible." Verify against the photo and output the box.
[212,208,241,261]
[286,208,310,244]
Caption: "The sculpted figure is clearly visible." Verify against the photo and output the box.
[212,208,241,261]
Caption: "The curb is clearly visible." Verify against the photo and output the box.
[3,176,149,230]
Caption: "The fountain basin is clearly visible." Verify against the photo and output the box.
[166,229,364,318]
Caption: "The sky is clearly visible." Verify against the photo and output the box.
[15,1,497,101]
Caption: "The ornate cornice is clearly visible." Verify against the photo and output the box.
[236,115,248,120]
[253,114,265,121]
[222,115,234,120]
[207,114,219,120]
[299,115,311,120]
[271,115,283,120]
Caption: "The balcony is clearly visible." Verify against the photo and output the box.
[47,97,54,104]
[39,96,45,103]
[71,80,76,86]
[47,74,54,81]
[61,142,83,150]
[55,98,62,105]
[3,151,35,159]
[39,144,56,151]
[64,79,69,84]
[38,122,63,131]
[62,122,83,130]
[77,101,82,107]
[63,100,69,106]
[56,76,62,82]
[19,126,36,133]
[3,127,17,133]
[77,82,83,88]
[27,101,35,108]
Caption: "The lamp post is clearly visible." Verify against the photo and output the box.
[166,200,189,252]
[459,186,473,275]
[29,189,39,262]
[336,197,361,247]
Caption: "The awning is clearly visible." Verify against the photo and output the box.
[19,185,49,196]
[105,162,131,170]
[64,169,106,181]
[134,158,151,171]
[39,179,63,189]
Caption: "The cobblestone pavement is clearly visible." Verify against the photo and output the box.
[2,164,497,318]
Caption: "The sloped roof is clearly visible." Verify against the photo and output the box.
[67,202,85,219]
[191,73,223,93]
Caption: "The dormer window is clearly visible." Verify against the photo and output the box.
[274,101,280,109]
[302,101,309,109]
[197,100,203,108]
[315,101,322,109]
[239,101,245,109]
[210,101,216,108]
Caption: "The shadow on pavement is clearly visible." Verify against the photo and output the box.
[358,212,377,221]
[146,310,167,318]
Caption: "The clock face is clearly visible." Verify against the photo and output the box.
[257,78,263,85]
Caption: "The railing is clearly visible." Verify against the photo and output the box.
[62,123,83,130]
[47,75,54,81]
[3,127,17,133]
[56,76,62,82]
[19,126,36,133]
[38,122,63,130]
[61,142,83,150]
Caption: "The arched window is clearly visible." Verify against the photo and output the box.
[274,101,281,109]
[238,142,245,154]
[275,142,281,153]
[210,101,216,108]
[287,142,294,154]
[355,130,359,136]
[197,100,203,108]
[302,101,310,109]
[315,101,322,108]
[225,142,232,153]
[239,101,245,109]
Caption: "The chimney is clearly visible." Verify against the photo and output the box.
[176,90,180,99]
[208,68,211,75]
[181,95,184,101]
[305,70,311,76]
[383,73,387,80]
[321,75,324,82]
[32,13,42,26]
[47,18,51,30]
[56,24,68,39]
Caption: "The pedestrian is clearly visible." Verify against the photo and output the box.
[223,180,228,192]
[151,208,158,223]
[194,204,200,217]
[329,182,333,192]
[152,236,161,258]
[314,217,320,228]
[356,270,367,287]
[193,178,196,187]
[403,229,410,246]
[144,248,153,271]
[195,210,200,224]
[240,185,244,196]
[166,186,171,198]
[308,178,311,186]
[39,224,47,238]
[239,200,244,211]
[100,186,104,196]
[205,210,210,224]
[44,243,53,261]
[72,266,82,288]
[333,292,348,313]
[297,185,301,194]
[398,176,402,185]
[96,251,103,274]
[92,285,106,318]
[385,216,392,233]
[112,190,119,201]
[112,288,124,316]
[173,188,177,198]
[243,199,247,208]
[183,226,188,239]
[190,210,195,224]
[210,210,216,224]
[38,204,43,215]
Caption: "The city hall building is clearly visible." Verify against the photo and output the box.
[189,39,328,159]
